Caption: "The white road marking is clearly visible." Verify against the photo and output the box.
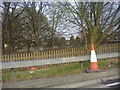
[106,82,120,87]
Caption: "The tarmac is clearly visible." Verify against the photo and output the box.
[2,68,119,88]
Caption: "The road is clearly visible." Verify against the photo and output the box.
[49,76,119,88]
[102,79,120,88]
[2,68,119,88]
[81,79,120,88]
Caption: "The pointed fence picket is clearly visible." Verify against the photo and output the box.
[1,43,118,63]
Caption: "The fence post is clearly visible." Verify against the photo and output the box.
[0,54,2,62]
[79,61,83,69]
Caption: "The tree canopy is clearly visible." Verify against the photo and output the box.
[1,1,119,54]
[63,2,120,48]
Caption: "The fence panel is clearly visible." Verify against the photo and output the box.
[1,43,119,62]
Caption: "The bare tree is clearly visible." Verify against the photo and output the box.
[64,2,120,49]
[2,2,25,54]
[46,3,66,48]
[22,2,49,52]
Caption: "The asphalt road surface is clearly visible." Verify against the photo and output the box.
[49,77,119,88]
[103,79,120,88]
[81,79,120,88]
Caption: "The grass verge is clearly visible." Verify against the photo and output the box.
[2,58,119,82]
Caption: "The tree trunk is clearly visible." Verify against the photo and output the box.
[0,25,2,55]
[51,36,54,48]
[27,40,30,53]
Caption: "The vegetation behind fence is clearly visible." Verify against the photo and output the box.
[0,43,118,63]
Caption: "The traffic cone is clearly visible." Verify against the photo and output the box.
[30,67,37,70]
[86,43,102,73]
[29,67,38,74]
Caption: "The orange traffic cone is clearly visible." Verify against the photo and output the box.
[30,67,37,70]
[86,43,102,72]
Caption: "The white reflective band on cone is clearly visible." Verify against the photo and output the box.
[90,50,97,62]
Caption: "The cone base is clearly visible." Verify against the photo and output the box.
[85,70,103,73]
[90,62,99,70]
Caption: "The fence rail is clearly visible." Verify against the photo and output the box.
[1,52,119,69]
[0,43,118,63]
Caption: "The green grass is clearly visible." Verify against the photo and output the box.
[2,63,82,82]
[2,58,119,82]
